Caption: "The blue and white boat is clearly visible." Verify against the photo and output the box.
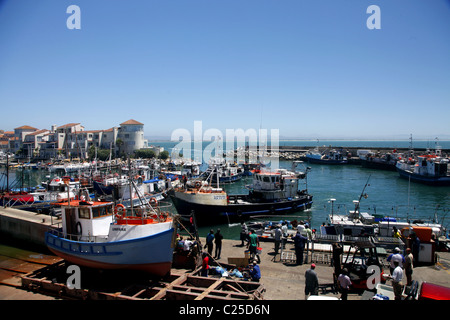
[45,199,175,277]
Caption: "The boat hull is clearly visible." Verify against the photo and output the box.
[397,168,450,186]
[360,159,397,171]
[45,228,174,277]
[211,173,243,183]
[305,157,347,165]
[171,193,313,225]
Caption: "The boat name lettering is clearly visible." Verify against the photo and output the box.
[112,227,127,231]
[214,195,226,200]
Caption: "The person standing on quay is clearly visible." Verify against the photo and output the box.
[240,221,249,246]
[205,229,214,256]
[386,247,405,275]
[337,268,352,301]
[248,229,260,263]
[293,231,308,265]
[214,228,223,260]
[391,260,404,300]
[404,248,414,286]
[201,252,209,277]
[274,225,282,256]
[304,263,319,300]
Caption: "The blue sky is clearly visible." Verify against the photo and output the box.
[0,0,449,140]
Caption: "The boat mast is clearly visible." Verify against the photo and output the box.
[6,150,9,192]
[128,157,134,215]
[330,198,336,220]
[356,174,371,214]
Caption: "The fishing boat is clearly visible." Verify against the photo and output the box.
[161,159,202,180]
[48,161,92,175]
[324,199,378,237]
[359,150,400,171]
[323,198,447,242]
[45,198,175,277]
[171,162,313,225]
[202,158,244,183]
[93,167,171,207]
[305,148,348,164]
[396,154,450,186]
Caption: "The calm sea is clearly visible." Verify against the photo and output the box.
[151,139,450,153]
[1,140,449,240]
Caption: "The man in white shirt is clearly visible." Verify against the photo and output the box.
[391,260,404,300]
[297,221,305,235]
[281,222,288,238]
[183,239,194,251]
[386,247,405,274]
[337,268,352,300]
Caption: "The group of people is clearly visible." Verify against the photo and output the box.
[386,246,415,300]
[272,221,313,265]
[201,225,261,282]
[204,228,224,259]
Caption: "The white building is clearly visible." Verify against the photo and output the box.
[117,119,148,155]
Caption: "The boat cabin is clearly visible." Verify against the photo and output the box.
[413,155,449,177]
[59,200,114,241]
[251,171,302,200]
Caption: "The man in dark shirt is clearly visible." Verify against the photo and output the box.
[305,263,319,299]
[214,228,223,259]
[293,231,308,265]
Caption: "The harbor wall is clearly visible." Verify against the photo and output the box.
[0,207,54,249]
[275,146,450,156]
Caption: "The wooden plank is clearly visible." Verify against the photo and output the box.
[0,269,22,287]
[150,273,188,300]
[194,278,225,300]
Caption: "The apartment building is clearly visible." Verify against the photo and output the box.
[5,119,147,160]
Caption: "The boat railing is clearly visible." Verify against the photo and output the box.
[2,196,36,207]
[47,227,108,243]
